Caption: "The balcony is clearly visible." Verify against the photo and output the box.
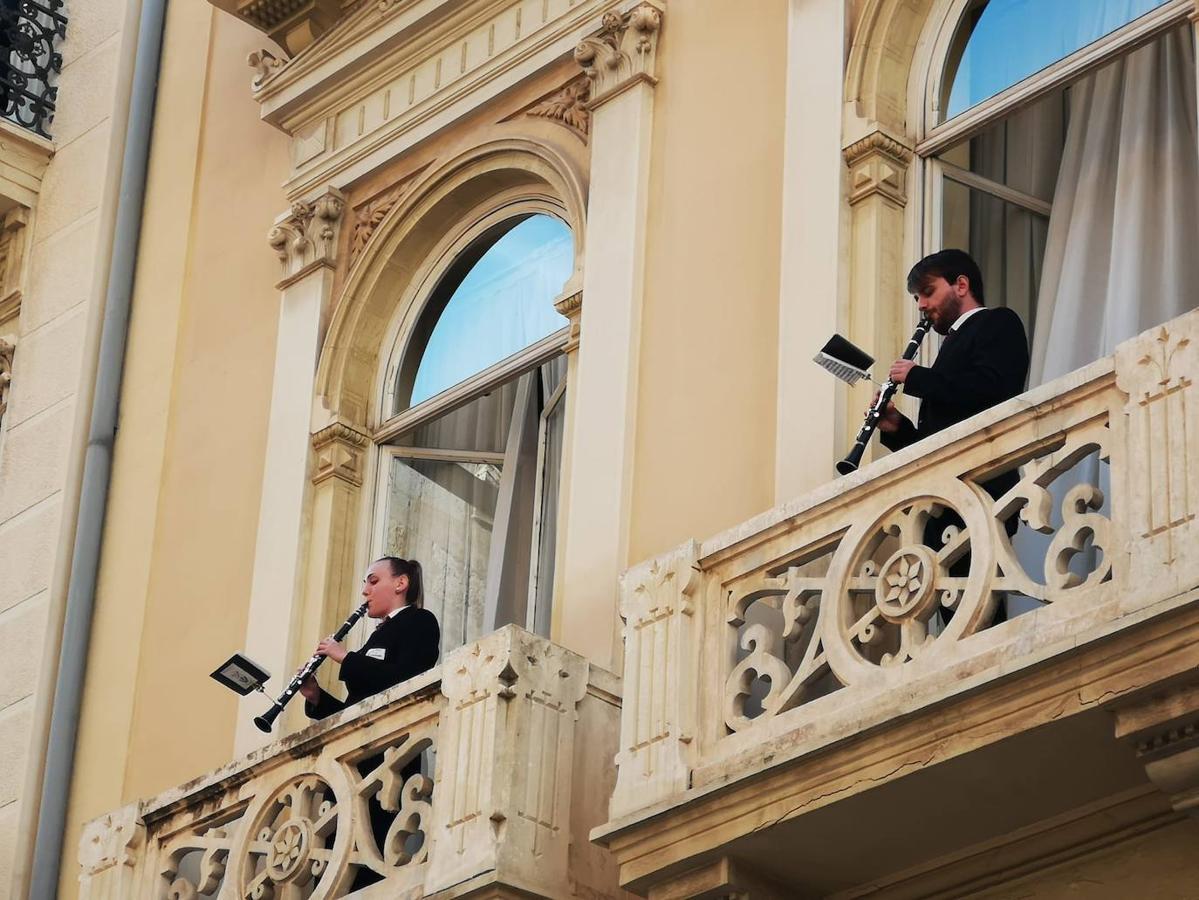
[78,627,626,899]
[0,0,66,139]
[596,310,1199,897]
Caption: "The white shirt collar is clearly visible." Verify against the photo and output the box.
[385,605,410,620]
[951,306,985,332]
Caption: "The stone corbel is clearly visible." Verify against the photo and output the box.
[1113,682,1199,817]
[575,1,664,109]
[843,130,913,208]
[311,421,369,486]
[553,281,583,353]
[267,188,346,288]
[77,803,146,899]
[209,0,342,56]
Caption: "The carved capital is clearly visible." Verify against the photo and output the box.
[0,337,14,429]
[1114,682,1199,817]
[311,421,369,486]
[78,803,145,885]
[574,2,664,109]
[843,130,913,208]
[268,188,346,284]
[553,286,583,353]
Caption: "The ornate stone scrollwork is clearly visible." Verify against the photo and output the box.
[723,419,1117,733]
[574,3,663,108]
[349,182,416,261]
[268,189,346,283]
[247,49,285,91]
[0,338,14,429]
[241,775,342,897]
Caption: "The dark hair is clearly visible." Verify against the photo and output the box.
[906,249,986,306]
[375,556,424,608]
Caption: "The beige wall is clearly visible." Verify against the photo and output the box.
[0,0,137,896]
[630,0,787,563]
[59,5,288,898]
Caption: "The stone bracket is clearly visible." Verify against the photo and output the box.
[1114,680,1199,817]
[843,129,913,208]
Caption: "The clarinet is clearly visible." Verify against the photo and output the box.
[836,317,933,476]
[253,601,370,732]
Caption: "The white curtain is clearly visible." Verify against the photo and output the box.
[1030,27,1199,385]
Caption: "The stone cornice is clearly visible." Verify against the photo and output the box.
[842,130,912,167]
[574,1,664,110]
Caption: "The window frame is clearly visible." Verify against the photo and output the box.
[918,0,1191,157]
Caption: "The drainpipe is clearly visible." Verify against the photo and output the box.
[25,0,168,896]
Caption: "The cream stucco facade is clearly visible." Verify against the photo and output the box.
[1,0,1198,898]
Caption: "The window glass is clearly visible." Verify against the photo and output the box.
[407,214,572,407]
[942,0,1168,120]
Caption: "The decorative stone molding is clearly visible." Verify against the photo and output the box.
[426,626,589,895]
[843,129,913,207]
[0,207,29,302]
[311,421,369,486]
[0,337,14,429]
[575,2,664,109]
[247,48,285,90]
[610,540,701,820]
[349,180,417,261]
[527,77,591,138]
[553,286,583,352]
[77,802,145,899]
[1114,682,1199,818]
[267,187,345,284]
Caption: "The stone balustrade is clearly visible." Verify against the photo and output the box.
[78,626,624,899]
[606,308,1199,827]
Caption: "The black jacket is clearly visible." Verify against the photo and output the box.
[305,606,440,720]
[881,306,1029,494]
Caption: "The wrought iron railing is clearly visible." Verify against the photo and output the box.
[0,0,67,138]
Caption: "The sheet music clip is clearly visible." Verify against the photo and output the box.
[813,334,875,386]
[210,653,271,696]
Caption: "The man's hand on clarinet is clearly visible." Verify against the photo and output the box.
[314,635,348,663]
[871,391,903,434]
[889,359,916,383]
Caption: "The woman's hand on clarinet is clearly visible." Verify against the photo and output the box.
[871,391,902,433]
[314,635,348,663]
[298,676,320,703]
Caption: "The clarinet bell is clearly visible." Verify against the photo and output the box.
[836,442,866,475]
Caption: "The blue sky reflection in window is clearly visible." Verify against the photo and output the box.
[409,214,572,406]
[944,0,1167,120]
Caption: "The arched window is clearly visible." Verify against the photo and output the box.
[373,210,573,651]
[922,0,1196,386]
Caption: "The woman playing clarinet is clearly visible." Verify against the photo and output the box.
[299,556,440,719]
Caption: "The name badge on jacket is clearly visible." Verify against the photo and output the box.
[366,648,386,660]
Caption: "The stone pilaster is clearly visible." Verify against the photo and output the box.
[425,626,590,896]
[237,187,348,752]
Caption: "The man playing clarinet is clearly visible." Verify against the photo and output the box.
[877,249,1029,452]
[875,249,1029,621]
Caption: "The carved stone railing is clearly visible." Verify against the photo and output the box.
[0,0,66,138]
[607,309,1199,823]
[79,627,625,899]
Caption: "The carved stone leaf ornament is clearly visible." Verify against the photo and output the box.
[349,184,414,261]
[247,48,285,90]
[527,78,591,136]
[268,189,346,280]
[574,3,663,106]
